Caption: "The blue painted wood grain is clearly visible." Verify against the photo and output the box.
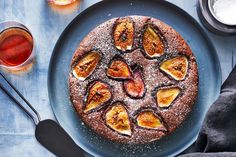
[0,0,235,156]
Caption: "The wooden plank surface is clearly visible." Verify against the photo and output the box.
[0,0,235,156]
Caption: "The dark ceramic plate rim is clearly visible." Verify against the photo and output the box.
[47,0,222,156]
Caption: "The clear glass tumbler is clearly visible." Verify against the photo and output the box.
[0,21,35,71]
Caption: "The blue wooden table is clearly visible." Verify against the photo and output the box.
[0,0,235,156]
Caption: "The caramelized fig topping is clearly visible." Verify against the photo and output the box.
[160,56,188,80]
[136,111,166,130]
[113,17,134,51]
[107,56,132,80]
[105,102,132,136]
[73,51,101,81]
[84,81,111,113]
[156,87,181,108]
[142,25,165,58]
[124,65,146,98]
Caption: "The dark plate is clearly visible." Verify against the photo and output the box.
[48,0,221,156]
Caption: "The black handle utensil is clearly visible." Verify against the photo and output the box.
[0,72,85,157]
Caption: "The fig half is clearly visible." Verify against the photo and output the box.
[142,25,165,58]
[72,51,101,81]
[84,81,112,113]
[123,65,146,98]
[160,56,188,81]
[106,56,132,80]
[156,87,181,108]
[105,101,132,136]
[136,110,166,130]
[113,17,134,51]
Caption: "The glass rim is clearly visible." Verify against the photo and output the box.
[0,21,35,70]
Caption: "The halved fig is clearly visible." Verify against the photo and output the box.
[72,51,101,81]
[84,81,111,113]
[106,56,132,80]
[113,17,134,51]
[123,65,146,98]
[136,110,166,130]
[156,87,181,108]
[105,101,132,136]
[160,56,188,80]
[142,25,165,58]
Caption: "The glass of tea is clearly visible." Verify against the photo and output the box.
[0,21,34,71]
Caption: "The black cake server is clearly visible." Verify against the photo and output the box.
[0,72,85,157]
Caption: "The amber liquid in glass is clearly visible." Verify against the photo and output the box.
[0,28,33,67]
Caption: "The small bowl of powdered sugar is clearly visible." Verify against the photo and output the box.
[208,0,236,26]
[197,0,236,35]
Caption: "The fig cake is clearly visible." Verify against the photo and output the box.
[68,16,198,144]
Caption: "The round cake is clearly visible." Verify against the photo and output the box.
[68,16,198,144]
